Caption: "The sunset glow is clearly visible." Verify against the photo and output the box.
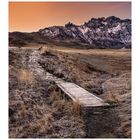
[9,2,131,32]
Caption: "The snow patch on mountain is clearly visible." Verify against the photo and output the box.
[39,16,131,48]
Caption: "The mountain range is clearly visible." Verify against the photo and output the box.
[9,16,131,49]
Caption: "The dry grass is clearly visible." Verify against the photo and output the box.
[18,69,35,84]
[39,45,55,54]
[48,46,131,57]
[122,124,131,138]
[9,47,131,138]
[40,46,48,54]
[49,88,81,116]
[9,48,87,138]
[106,92,120,105]
[72,99,81,116]
[20,104,28,116]
[49,89,62,102]
[29,113,54,133]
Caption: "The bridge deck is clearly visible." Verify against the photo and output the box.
[57,81,108,107]
[46,73,109,107]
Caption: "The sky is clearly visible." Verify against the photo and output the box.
[9,2,131,32]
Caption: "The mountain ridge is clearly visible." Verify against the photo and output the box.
[9,16,131,49]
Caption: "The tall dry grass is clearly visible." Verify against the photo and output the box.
[49,88,81,116]
[106,91,120,105]
[18,69,35,84]
[72,99,81,116]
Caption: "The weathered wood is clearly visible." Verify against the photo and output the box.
[17,48,108,108]
[45,72,109,107]
[56,81,109,107]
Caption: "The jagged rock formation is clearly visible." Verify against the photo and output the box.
[9,16,131,48]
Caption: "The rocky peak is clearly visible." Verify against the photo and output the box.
[65,22,77,28]
[106,16,121,22]
[38,16,131,48]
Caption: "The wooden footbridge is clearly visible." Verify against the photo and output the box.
[46,73,109,107]
[14,47,109,108]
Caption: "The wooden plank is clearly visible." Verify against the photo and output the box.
[10,48,108,107]
[56,81,109,107]
[45,72,109,107]
[46,68,109,107]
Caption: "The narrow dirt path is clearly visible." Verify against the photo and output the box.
[21,49,46,78]
[25,49,120,137]
[9,48,86,138]
[9,48,130,138]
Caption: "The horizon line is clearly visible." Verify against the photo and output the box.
[9,15,131,33]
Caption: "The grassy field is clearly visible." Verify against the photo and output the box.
[39,46,131,138]
[9,45,131,138]
[41,45,131,74]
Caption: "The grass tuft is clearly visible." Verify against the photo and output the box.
[72,99,81,116]
[18,69,35,84]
